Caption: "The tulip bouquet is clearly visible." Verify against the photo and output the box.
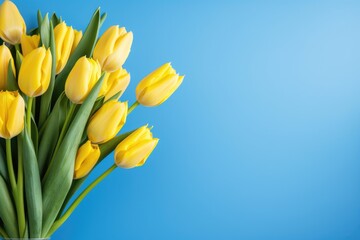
[0,1,183,239]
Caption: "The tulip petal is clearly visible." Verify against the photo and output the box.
[138,74,181,106]
[54,23,74,74]
[74,141,100,179]
[19,47,49,97]
[0,0,26,44]
[65,57,92,104]
[21,34,40,56]
[117,139,158,168]
[103,31,133,71]
[6,93,24,138]
[0,44,14,90]
[87,101,127,143]
[104,68,130,101]
[135,63,172,96]
[93,26,120,68]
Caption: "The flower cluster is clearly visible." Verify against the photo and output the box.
[0,0,183,239]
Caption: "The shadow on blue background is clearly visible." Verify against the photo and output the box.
[13,0,360,239]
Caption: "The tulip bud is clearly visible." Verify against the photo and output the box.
[19,46,52,97]
[54,22,75,74]
[87,100,127,144]
[114,125,158,169]
[0,44,15,90]
[136,63,184,106]
[21,34,40,56]
[102,68,130,101]
[65,56,101,104]
[71,29,82,54]
[74,140,100,179]
[93,26,133,72]
[0,0,26,45]
[0,91,25,139]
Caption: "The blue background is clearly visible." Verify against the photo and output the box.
[13,0,360,239]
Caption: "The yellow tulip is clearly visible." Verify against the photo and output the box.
[71,29,82,54]
[65,56,101,104]
[136,63,184,106]
[87,100,127,144]
[102,68,130,101]
[74,140,100,179]
[93,25,133,72]
[21,34,40,56]
[18,46,52,97]
[0,0,26,45]
[54,22,74,74]
[0,44,15,90]
[0,91,25,139]
[114,125,158,169]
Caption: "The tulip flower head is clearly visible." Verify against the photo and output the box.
[0,91,25,139]
[65,56,101,104]
[21,34,40,56]
[74,141,101,179]
[136,63,184,106]
[19,46,52,97]
[0,0,26,45]
[102,68,130,101]
[93,25,133,72]
[54,22,75,74]
[71,29,82,54]
[114,125,159,169]
[0,44,15,90]
[87,100,127,144]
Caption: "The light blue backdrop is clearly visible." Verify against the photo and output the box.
[13,0,360,239]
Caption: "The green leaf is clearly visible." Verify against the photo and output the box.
[51,13,61,27]
[0,175,18,237]
[90,96,104,116]
[15,51,22,74]
[0,144,7,182]
[38,93,68,175]
[100,12,107,27]
[6,60,17,91]
[37,10,43,28]
[28,27,38,36]
[39,21,56,127]
[22,129,42,238]
[31,117,39,154]
[42,74,105,236]
[52,8,101,104]
[39,13,50,48]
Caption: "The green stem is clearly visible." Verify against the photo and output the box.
[0,225,9,239]
[17,137,26,237]
[128,101,139,114]
[26,97,34,136]
[6,139,17,198]
[14,44,21,53]
[46,164,118,237]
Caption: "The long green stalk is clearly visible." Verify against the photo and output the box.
[17,137,26,237]
[26,97,34,136]
[6,139,17,198]
[128,101,139,114]
[46,164,117,237]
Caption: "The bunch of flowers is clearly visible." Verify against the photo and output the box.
[0,0,183,239]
